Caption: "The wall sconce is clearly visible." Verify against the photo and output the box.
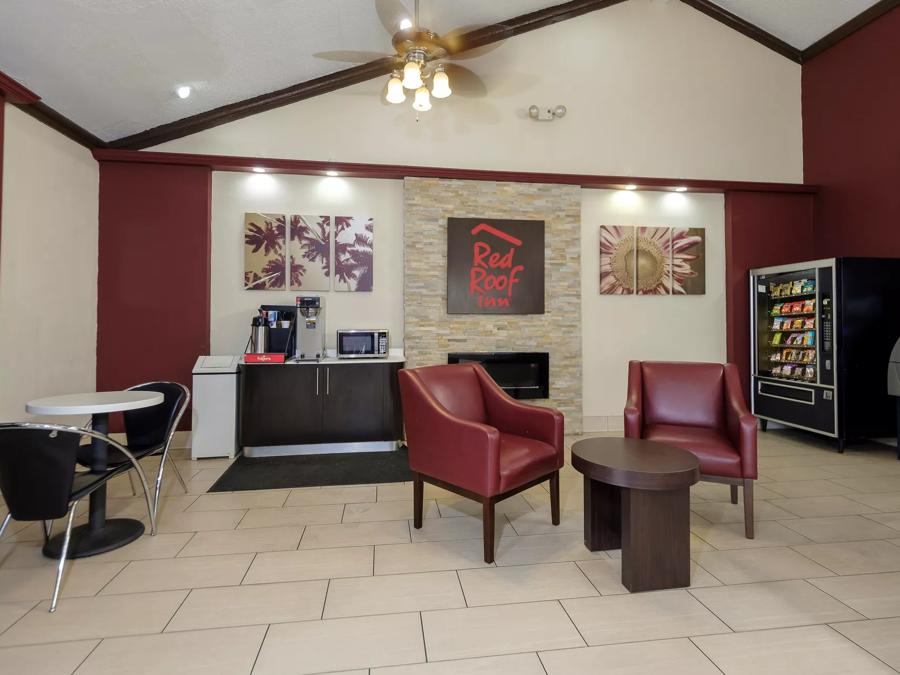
[528,105,567,122]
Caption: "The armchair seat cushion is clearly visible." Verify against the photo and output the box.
[498,433,559,493]
[643,424,742,478]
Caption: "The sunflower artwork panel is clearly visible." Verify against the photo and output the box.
[243,213,286,290]
[599,226,635,295]
[334,216,374,292]
[671,227,705,295]
[636,226,673,295]
[289,215,331,291]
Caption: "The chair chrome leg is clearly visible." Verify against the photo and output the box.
[50,503,78,613]
[127,470,138,497]
[166,453,189,493]
[0,513,11,539]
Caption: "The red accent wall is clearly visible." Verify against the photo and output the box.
[725,191,816,395]
[803,6,900,258]
[97,162,211,429]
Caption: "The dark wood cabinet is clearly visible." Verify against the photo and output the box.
[240,361,403,449]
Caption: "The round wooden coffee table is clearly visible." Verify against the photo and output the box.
[571,437,700,593]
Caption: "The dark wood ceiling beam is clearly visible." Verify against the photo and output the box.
[106,0,628,150]
[0,71,40,104]
[679,0,802,63]
[16,101,107,149]
[801,0,900,62]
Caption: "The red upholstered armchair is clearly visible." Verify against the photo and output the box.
[624,361,758,538]
[399,363,565,563]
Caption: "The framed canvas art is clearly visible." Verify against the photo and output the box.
[289,215,331,291]
[334,216,374,292]
[243,212,286,290]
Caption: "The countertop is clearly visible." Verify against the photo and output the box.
[243,348,405,365]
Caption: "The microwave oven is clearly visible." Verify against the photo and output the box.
[336,329,389,358]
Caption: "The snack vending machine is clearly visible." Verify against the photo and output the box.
[750,257,900,451]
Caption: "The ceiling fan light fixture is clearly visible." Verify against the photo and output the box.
[399,18,413,30]
[402,60,423,89]
[431,66,451,99]
[386,75,406,104]
[412,86,432,112]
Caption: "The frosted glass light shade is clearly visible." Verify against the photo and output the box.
[431,69,451,99]
[412,86,432,112]
[402,61,423,89]
[386,76,406,104]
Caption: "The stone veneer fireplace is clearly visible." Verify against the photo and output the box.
[403,177,582,432]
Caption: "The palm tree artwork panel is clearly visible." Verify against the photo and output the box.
[334,216,374,292]
[289,215,331,291]
[244,213,287,290]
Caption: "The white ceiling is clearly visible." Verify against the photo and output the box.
[0,0,882,143]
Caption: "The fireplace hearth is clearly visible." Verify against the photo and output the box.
[447,352,549,399]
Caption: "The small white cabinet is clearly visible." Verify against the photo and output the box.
[191,355,241,459]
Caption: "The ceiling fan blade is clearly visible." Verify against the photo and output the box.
[442,64,487,98]
[313,50,397,64]
[375,0,413,35]
[441,24,508,59]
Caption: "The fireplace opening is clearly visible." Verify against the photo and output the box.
[447,352,549,399]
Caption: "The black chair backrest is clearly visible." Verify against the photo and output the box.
[123,382,187,451]
[0,427,79,521]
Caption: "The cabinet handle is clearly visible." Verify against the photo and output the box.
[316,368,319,396]
[326,367,330,395]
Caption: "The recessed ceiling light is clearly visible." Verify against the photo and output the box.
[252,167,266,173]
[624,184,638,191]
[326,170,339,177]
[399,18,413,30]
[176,85,192,99]
[675,186,688,192]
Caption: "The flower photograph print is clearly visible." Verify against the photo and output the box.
[636,226,673,295]
[243,212,286,290]
[599,225,635,295]
[334,216,374,292]
[671,227,705,295]
[289,215,331,291]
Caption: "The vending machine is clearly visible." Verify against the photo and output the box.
[750,257,900,451]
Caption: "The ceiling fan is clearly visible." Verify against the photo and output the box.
[315,0,503,113]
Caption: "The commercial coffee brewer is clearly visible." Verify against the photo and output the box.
[295,296,325,361]
[247,305,296,355]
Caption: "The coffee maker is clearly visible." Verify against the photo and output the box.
[247,305,296,355]
[295,296,325,361]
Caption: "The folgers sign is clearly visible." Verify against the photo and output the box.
[447,218,545,314]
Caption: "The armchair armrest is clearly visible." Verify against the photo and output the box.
[723,363,758,479]
[473,365,564,466]
[624,360,643,438]
[398,370,502,496]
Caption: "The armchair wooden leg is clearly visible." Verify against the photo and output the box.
[550,471,560,526]
[743,479,754,539]
[413,474,423,530]
[483,499,495,564]
[730,485,738,505]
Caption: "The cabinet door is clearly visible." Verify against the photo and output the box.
[240,365,323,446]
[321,364,386,441]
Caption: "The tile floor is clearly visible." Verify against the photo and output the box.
[2,429,900,673]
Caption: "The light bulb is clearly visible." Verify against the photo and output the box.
[402,61,423,89]
[385,76,406,104]
[412,86,432,112]
[431,67,451,99]
[624,184,638,191]
[399,18,413,30]
[674,186,688,192]
[176,85,191,99]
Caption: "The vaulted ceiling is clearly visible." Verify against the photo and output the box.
[0,0,889,147]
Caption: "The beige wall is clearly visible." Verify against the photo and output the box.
[581,189,727,428]
[210,172,404,354]
[0,104,99,421]
[154,0,802,183]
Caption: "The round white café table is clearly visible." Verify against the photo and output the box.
[25,391,164,559]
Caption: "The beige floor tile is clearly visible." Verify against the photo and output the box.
[692,547,834,584]
[376,482,413,501]
[324,570,464,618]
[779,515,900,543]
[691,520,812,550]
[422,601,584,661]
[374,539,494,575]
[253,612,425,675]
[692,482,783,502]
[760,466,846,481]
[285,485,377,507]
[765,479,859,498]
[244,546,373,584]
[539,637,722,674]
[0,639,98,675]
[167,579,327,631]
[562,590,729,645]
[237,504,344,529]
[770,496,879,518]
[178,525,303,557]
[154,508,246,533]
[691,500,797,524]
[809,572,900,618]
[850,492,900,511]
[690,580,863,631]
[0,561,125,602]
[373,652,545,674]
[74,533,193,562]
[300,521,410,549]
[792,540,900,575]
[575,559,721,594]
[458,562,597,606]
[694,624,894,674]
[0,600,36,632]
[75,625,266,675]
[522,487,584,511]
[494,532,608,566]
[505,508,583,536]
[0,590,187,646]
[832,618,900,671]
[100,553,253,594]
[865,511,900,531]
[343,500,439,523]
[186,489,290,511]
[437,495,534,518]
[409,515,515,543]
[832,476,900,493]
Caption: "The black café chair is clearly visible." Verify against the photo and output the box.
[76,381,190,520]
[0,423,156,612]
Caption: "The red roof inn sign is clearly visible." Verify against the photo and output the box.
[447,218,545,314]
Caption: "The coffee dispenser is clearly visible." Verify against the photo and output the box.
[247,305,296,355]
[295,296,325,361]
